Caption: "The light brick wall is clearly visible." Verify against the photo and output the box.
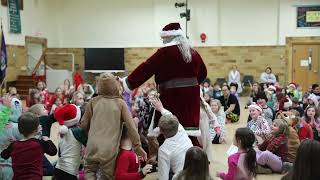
[6,45,28,81]
[45,48,85,73]
[125,46,286,85]
[195,46,286,85]
[42,46,286,85]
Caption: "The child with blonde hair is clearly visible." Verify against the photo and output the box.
[210,99,226,144]
[256,119,290,173]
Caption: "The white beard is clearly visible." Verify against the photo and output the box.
[174,36,193,63]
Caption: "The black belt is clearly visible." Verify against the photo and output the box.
[159,77,198,89]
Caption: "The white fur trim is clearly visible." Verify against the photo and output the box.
[186,129,201,137]
[64,105,81,127]
[121,77,132,93]
[163,41,179,47]
[59,125,69,135]
[288,84,296,89]
[160,29,183,38]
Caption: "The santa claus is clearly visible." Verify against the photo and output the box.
[121,22,207,145]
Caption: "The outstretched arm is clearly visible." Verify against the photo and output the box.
[121,49,164,93]
[150,98,172,116]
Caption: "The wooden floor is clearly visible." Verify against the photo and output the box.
[46,97,283,180]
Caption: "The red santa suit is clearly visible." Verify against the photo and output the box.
[123,23,207,144]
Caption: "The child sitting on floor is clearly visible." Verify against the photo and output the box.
[256,119,291,174]
[303,105,320,141]
[174,146,212,180]
[285,110,300,163]
[50,97,63,115]
[210,99,226,144]
[199,93,220,162]
[279,110,313,142]
[217,128,256,180]
[115,125,153,180]
[247,104,271,141]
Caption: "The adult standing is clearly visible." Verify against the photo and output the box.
[228,65,242,93]
[121,23,207,145]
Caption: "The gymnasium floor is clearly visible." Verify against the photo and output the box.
[46,97,283,180]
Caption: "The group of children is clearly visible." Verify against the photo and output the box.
[197,79,320,179]
[0,70,320,180]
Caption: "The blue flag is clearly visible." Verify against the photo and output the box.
[1,30,7,83]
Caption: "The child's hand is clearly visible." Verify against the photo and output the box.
[150,98,164,112]
[142,164,153,175]
[135,146,147,161]
[214,127,221,135]
[42,136,49,141]
[3,94,12,108]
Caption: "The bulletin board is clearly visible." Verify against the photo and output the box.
[297,6,320,28]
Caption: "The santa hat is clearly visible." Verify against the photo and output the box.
[288,82,297,89]
[54,104,81,135]
[160,23,184,38]
[248,104,262,113]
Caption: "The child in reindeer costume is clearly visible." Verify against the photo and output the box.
[80,73,146,180]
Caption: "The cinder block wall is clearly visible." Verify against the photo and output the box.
[124,46,286,85]
[6,45,28,82]
[46,48,85,73]
[8,46,285,85]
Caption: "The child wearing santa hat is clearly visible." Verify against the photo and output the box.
[53,104,87,180]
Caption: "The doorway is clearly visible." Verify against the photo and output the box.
[25,36,47,75]
[292,44,320,91]
[286,37,320,92]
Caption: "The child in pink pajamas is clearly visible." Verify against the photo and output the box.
[217,128,256,180]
